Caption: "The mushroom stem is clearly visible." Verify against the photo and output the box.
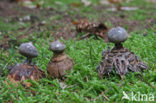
[54,52,64,56]
[114,43,123,49]
[107,43,111,52]
[25,57,32,64]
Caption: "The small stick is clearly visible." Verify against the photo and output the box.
[101,92,110,101]
[79,33,90,40]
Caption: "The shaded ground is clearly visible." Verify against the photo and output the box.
[0,0,156,50]
[0,1,39,17]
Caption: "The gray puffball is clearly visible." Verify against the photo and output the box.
[49,40,66,53]
[108,27,128,43]
[19,42,38,58]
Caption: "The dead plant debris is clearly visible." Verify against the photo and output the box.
[73,19,109,41]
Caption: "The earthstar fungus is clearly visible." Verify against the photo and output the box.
[47,40,74,79]
[7,42,44,87]
[19,42,38,64]
[97,27,149,79]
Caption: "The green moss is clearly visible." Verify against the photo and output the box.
[0,0,156,102]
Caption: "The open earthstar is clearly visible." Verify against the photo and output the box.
[6,42,44,87]
[97,27,149,79]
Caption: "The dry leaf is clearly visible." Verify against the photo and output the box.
[81,0,91,6]
[74,19,109,41]
[59,82,67,89]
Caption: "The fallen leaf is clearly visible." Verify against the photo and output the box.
[59,82,67,90]
[71,2,81,7]
[81,0,91,6]
[100,0,110,5]
[74,19,109,41]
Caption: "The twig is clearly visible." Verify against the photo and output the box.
[92,91,110,101]
[79,33,90,40]
[101,92,110,101]
[2,59,12,71]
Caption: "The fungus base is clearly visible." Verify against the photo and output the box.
[47,53,74,79]
[97,46,149,79]
[7,63,44,87]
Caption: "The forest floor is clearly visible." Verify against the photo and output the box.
[0,0,156,102]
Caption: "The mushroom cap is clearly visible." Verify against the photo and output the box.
[19,42,38,58]
[49,40,66,53]
[108,27,128,43]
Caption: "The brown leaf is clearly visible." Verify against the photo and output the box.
[74,19,109,41]
[71,3,81,7]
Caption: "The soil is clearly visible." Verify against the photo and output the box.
[0,1,40,17]
[0,1,155,50]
